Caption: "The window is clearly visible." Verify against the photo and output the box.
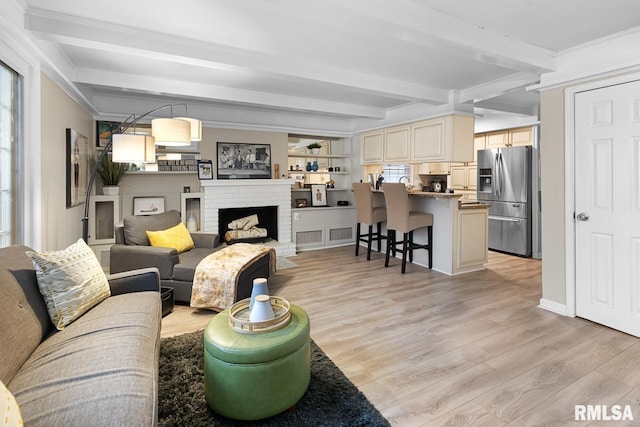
[382,164,412,185]
[0,61,20,247]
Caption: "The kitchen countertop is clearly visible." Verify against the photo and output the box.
[458,202,490,210]
[372,189,462,198]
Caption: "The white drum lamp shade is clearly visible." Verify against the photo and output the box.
[151,118,191,146]
[112,134,156,163]
[176,117,202,141]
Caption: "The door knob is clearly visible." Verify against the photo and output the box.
[576,212,589,221]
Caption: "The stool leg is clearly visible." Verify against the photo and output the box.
[367,224,373,260]
[376,222,382,252]
[428,225,433,269]
[385,230,393,267]
[355,223,361,256]
[408,230,414,263]
[401,232,409,274]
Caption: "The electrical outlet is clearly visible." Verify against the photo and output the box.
[294,213,300,221]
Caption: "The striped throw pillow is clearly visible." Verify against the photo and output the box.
[0,381,23,427]
[26,239,111,330]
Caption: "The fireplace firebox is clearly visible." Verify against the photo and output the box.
[218,206,278,243]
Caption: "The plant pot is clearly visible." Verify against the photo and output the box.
[103,186,120,196]
[309,148,320,155]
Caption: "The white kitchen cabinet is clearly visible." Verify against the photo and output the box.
[383,125,411,163]
[483,126,533,148]
[450,164,477,191]
[509,127,533,146]
[419,162,450,175]
[456,207,489,271]
[411,114,474,163]
[359,114,475,165]
[410,117,445,161]
[473,134,486,163]
[361,130,384,164]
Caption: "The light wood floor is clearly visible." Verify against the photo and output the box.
[161,246,640,426]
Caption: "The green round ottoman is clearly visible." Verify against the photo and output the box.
[203,304,310,420]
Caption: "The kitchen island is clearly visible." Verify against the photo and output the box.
[371,190,488,275]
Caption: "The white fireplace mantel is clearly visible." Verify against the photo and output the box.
[200,179,296,256]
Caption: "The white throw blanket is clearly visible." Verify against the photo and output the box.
[190,243,276,311]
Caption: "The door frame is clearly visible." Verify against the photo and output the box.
[564,71,640,318]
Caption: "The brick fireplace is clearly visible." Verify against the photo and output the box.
[200,179,296,256]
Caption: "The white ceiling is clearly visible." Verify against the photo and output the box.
[19,0,640,134]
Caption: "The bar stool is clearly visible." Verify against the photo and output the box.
[352,182,387,260]
[382,183,433,273]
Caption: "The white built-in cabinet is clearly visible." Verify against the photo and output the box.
[89,195,120,269]
[180,192,203,231]
[291,207,356,251]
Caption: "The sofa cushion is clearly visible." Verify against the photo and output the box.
[123,210,182,246]
[146,222,195,253]
[26,239,111,330]
[172,247,223,282]
[0,246,52,386]
[8,291,161,427]
[0,380,23,426]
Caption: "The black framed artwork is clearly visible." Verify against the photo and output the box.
[96,121,121,148]
[66,128,90,208]
[197,160,214,180]
[216,142,271,179]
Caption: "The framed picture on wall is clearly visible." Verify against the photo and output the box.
[216,142,271,179]
[197,160,214,180]
[133,196,166,215]
[96,121,121,148]
[310,184,328,207]
[66,128,90,208]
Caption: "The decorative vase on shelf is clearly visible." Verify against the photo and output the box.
[305,162,312,172]
[186,212,198,232]
[249,295,275,322]
[250,278,269,310]
[102,186,119,196]
[312,160,319,172]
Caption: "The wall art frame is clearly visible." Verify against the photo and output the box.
[216,142,271,179]
[66,128,90,208]
[310,184,328,207]
[133,196,166,215]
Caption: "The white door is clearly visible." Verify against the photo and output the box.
[575,79,640,337]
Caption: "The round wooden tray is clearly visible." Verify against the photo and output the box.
[228,296,291,334]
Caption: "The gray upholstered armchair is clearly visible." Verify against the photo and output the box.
[110,210,272,304]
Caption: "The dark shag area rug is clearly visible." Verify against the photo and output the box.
[158,330,390,427]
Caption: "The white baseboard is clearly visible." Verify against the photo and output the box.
[538,298,571,317]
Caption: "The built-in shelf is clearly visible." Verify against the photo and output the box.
[291,188,350,192]
[125,171,196,175]
[288,171,350,175]
[287,153,350,159]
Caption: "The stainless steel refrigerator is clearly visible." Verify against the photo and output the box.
[477,146,532,257]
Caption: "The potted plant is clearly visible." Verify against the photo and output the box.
[90,154,129,195]
[307,142,322,155]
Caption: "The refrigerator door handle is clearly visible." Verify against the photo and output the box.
[488,215,521,223]
[494,152,499,197]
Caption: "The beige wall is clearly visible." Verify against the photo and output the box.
[40,73,93,251]
[539,88,567,304]
[117,127,288,218]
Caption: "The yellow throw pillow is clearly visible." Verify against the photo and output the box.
[26,239,111,330]
[146,222,195,253]
[0,381,22,427]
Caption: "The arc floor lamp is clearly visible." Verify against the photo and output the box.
[82,104,201,242]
